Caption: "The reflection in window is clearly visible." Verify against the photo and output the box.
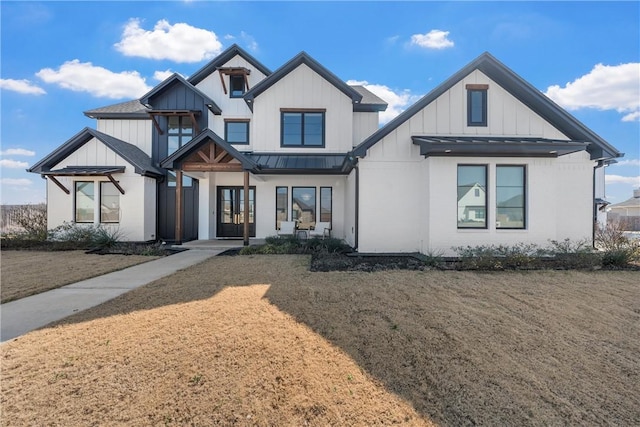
[282,112,324,147]
[457,165,487,228]
[167,116,194,156]
[496,166,525,229]
[75,181,94,223]
[100,182,120,223]
[292,187,316,229]
[167,171,193,187]
[320,187,332,225]
[276,187,288,229]
[230,75,246,97]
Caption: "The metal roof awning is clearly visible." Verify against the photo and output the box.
[246,153,349,174]
[412,136,590,158]
[40,166,126,195]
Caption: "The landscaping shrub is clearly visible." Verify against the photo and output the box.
[595,222,640,267]
[240,236,352,256]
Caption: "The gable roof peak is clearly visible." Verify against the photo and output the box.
[188,44,271,85]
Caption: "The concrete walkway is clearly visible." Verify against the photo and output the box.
[1,249,220,343]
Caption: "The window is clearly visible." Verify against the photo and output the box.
[281,111,325,147]
[457,165,487,229]
[467,87,487,127]
[225,121,249,145]
[496,165,526,229]
[292,187,316,229]
[275,187,288,229]
[75,182,94,223]
[320,187,332,226]
[100,182,120,223]
[167,116,194,156]
[167,171,193,187]
[230,75,245,97]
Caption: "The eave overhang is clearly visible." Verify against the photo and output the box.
[411,136,590,158]
[40,166,126,176]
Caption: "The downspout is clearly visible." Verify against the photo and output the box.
[355,165,359,251]
[592,160,606,248]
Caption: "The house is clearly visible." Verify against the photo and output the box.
[29,46,622,254]
[607,189,640,231]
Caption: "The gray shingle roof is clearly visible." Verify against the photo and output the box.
[84,99,147,118]
[350,85,388,111]
[28,128,163,178]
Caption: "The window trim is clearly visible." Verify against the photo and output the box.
[496,165,527,230]
[229,75,246,98]
[280,110,326,148]
[224,119,250,145]
[100,181,120,224]
[275,186,288,230]
[75,181,95,223]
[291,186,317,230]
[457,164,488,230]
[167,115,195,156]
[467,86,488,127]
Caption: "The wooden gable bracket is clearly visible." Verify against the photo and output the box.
[149,114,164,135]
[107,174,125,195]
[147,111,202,136]
[217,67,252,95]
[47,176,70,195]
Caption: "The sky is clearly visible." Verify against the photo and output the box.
[1,1,639,205]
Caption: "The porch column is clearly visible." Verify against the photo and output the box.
[175,170,183,245]
[243,171,249,246]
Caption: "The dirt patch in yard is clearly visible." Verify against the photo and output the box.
[2,255,639,426]
[0,251,159,303]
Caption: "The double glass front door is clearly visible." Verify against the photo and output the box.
[217,186,255,238]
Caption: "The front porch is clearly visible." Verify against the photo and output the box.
[176,238,266,251]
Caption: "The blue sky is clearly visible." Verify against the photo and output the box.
[1,1,638,205]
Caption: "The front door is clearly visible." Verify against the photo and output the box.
[217,186,256,238]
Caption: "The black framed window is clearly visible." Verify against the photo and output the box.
[276,187,288,229]
[457,165,487,229]
[225,121,249,145]
[167,116,194,156]
[167,171,193,187]
[75,181,94,223]
[100,182,120,223]
[292,187,316,229]
[281,111,325,147]
[496,165,526,229]
[467,89,487,126]
[230,75,245,98]
[320,187,332,226]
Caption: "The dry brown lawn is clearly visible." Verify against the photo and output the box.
[1,255,639,426]
[0,251,159,303]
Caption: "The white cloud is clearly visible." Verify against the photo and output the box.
[410,30,454,50]
[36,60,151,99]
[0,148,35,156]
[605,174,640,186]
[614,159,640,167]
[153,69,176,82]
[239,31,258,52]
[0,78,46,95]
[545,63,640,122]
[0,178,33,186]
[0,159,29,169]
[347,80,422,125]
[114,19,223,63]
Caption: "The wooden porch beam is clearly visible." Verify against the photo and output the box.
[106,174,125,195]
[196,150,210,163]
[47,176,70,194]
[213,149,228,163]
[182,162,243,172]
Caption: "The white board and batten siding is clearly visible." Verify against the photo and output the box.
[357,69,596,255]
[195,54,269,146]
[46,137,156,241]
[252,63,354,153]
[352,112,380,147]
[97,119,152,157]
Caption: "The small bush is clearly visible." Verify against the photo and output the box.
[595,222,640,267]
[239,236,352,256]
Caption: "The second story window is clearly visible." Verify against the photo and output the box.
[167,116,194,156]
[466,84,488,127]
[281,110,325,147]
[230,75,246,97]
[225,120,250,145]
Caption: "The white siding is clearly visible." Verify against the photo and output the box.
[251,63,354,153]
[352,112,380,146]
[47,137,156,241]
[97,119,152,156]
[344,170,357,247]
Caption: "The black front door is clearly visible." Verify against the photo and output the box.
[217,186,255,238]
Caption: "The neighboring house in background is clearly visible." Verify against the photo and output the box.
[28,46,622,254]
[607,189,640,231]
